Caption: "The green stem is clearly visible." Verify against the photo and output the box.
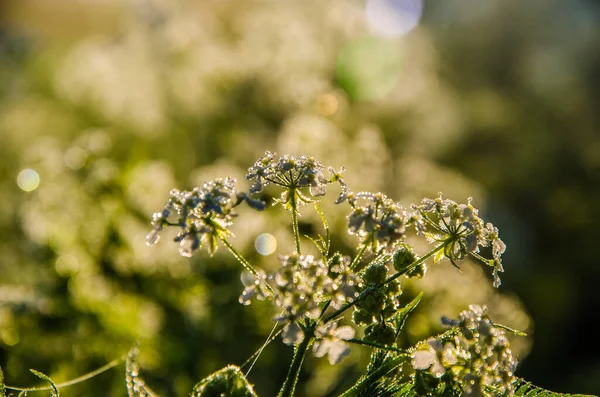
[221,238,274,294]
[290,190,302,255]
[323,243,448,325]
[350,244,368,270]
[278,332,313,397]
[5,359,122,392]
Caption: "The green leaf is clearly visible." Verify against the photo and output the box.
[511,378,596,397]
[29,369,59,397]
[394,292,423,338]
[191,365,257,397]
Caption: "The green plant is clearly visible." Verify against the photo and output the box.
[1,152,594,397]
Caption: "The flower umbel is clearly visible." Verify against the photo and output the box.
[411,194,507,287]
[412,305,517,396]
[146,177,264,257]
[341,191,408,253]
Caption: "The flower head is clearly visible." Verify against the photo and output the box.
[342,191,408,253]
[413,305,517,396]
[246,151,328,197]
[146,177,263,257]
[411,194,507,287]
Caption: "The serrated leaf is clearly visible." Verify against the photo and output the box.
[191,365,257,397]
[29,369,59,397]
[511,378,596,397]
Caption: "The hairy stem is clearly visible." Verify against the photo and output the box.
[278,332,313,397]
[290,191,302,255]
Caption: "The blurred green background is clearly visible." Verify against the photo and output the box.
[1,0,599,396]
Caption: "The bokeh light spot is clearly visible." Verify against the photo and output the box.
[1,328,20,346]
[255,233,277,256]
[17,169,40,192]
[316,93,339,116]
[336,37,401,101]
[366,0,423,38]
[64,147,88,170]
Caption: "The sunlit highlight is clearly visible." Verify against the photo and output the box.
[255,233,277,256]
[366,0,424,38]
[17,169,40,192]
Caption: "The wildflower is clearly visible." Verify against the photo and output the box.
[246,151,328,199]
[437,305,517,396]
[313,322,355,364]
[411,194,507,287]
[146,177,264,257]
[342,191,408,253]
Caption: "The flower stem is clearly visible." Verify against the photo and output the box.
[278,332,313,397]
[290,190,302,255]
[221,238,274,294]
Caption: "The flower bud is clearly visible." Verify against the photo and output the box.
[393,247,417,272]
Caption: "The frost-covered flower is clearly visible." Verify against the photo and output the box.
[313,322,355,364]
[238,253,359,344]
[341,191,408,253]
[411,194,507,287]
[246,151,328,198]
[422,305,518,396]
[146,177,264,257]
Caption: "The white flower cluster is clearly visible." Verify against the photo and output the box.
[412,194,506,287]
[340,191,408,253]
[146,177,264,257]
[239,253,359,345]
[246,151,329,198]
[412,305,517,396]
